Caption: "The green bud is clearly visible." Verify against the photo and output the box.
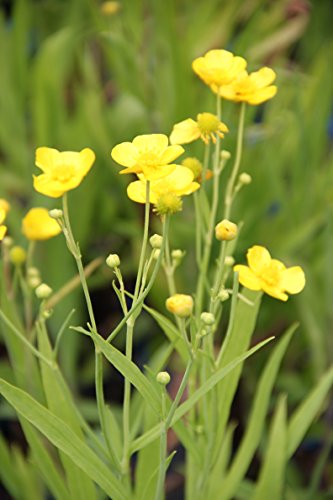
[156,371,171,385]
[35,283,52,299]
[48,209,63,219]
[149,234,163,249]
[200,312,215,326]
[106,253,120,268]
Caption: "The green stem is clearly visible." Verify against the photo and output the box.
[224,102,246,220]
[155,389,167,500]
[122,181,150,477]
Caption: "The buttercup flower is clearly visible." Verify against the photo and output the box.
[111,134,184,181]
[214,67,277,105]
[192,49,247,90]
[166,294,194,318]
[127,165,200,205]
[0,208,7,240]
[170,113,228,145]
[22,208,62,241]
[33,147,95,198]
[234,245,305,301]
[215,219,238,241]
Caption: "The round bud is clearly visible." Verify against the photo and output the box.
[215,219,238,241]
[221,150,231,160]
[48,209,63,219]
[218,289,230,302]
[9,246,27,266]
[149,234,163,249]
[239,172,252,185]
[181,157,203,180]
[106,253,120,269]
[2,236,13,248]
[156,371,171,385]
[35,283,53,299]
[224,255,235,267]
[171,249,184,261]
[200,312,215,326]
[27,266,40,278]
[166,294,194,318]
[42,309,53,319]
[28,276,41,289]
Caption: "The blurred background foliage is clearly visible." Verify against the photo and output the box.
[0,0,333,495]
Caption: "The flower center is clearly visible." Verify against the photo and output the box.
[262,267,281,288]
[197,113,220,134]
[52,164,75,183]
[138,152,160,169]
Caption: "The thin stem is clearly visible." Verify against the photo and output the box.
[155,389,167,500]
[224,102,246,220]
[53,309,76,360]
[165,358,193,429]
[215,273,239,368]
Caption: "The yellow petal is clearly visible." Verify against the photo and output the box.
[33,174,81,198]
[280,266,305,294]
[151,165,194,194]
[205,49,234,68]
[0,225,7,240]
[181,181,200,195]
[249,67,276,89]
[234,265,262,290]
[142,163,175,181]
[35,147,60,172]
[127,180,158,204]
[111,142,138,167]
[230,56,248,76]
[119,166,142,175]
[78,148,96,176]
[213,84,239,101]
[261,283,288,301]
[247,245,271,276]
[0,207,6,224]
[22,208,62,241]
[246,86,277,105]
[170,119,200,145]
[132,134,168,153]
[160,144,184,164]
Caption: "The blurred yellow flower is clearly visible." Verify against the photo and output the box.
[0,199,10,214]
[33,147,95,198]
[192,49,247,90]
[0,208,7,240]
[214,67,277,105]
[111,134,184,181]
[234,245,305,301]
[22,208,62,241]
[170,113,228,145]
[127,165,200,204]
[101,1,121,16]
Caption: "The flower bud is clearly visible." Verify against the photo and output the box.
[2,236,13,248]
[156,371,171,385]
[35,283,52,299]
[181,157,203,180]
[215,219,238,241]
[200,312,215,326]
[218,289,230,302]
[106,253,120,268]
[149,234,163,249]
[221,150,231,161]
[166,294,193,318]
[10,246,26,266]
[239,172,252,185]
[48,209,63,219]
[42,309,53,319]
[28,276,41,289]
[101,1,121,15]
[224,255,235,267]
[27,266,40,278]
[154,193,182,215]
[172,249,185,265]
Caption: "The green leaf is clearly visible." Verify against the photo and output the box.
[131,336,273,454]
[0,379,126,500]
[287,365,333,458]
[0,433,20,498]
[37,323,98,500]
[252,395,287,500]
[218,324,297,499]
[89,329,161,415]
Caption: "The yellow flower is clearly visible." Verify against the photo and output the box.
[215,219,238,241]
[234,245,305,301]
[127,165,200,205]
[22,208,62,241]
[100,1,121,15]
[214,67,277,105]
[33,147,95,198]
[0,207,7,240]
[170,113,228,145]
[111,134,184,181]
[166,294,194,318]
[192,49,247,90]
[0,199,10,214]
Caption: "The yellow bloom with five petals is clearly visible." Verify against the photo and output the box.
[33,147,95,198]
[127,165,200,204]
[111,134,184,181]
[214,67,277,105]
[22,208,62,241]
[234,245,305,301]
[192,49,247,90]
[170,113,228,145]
